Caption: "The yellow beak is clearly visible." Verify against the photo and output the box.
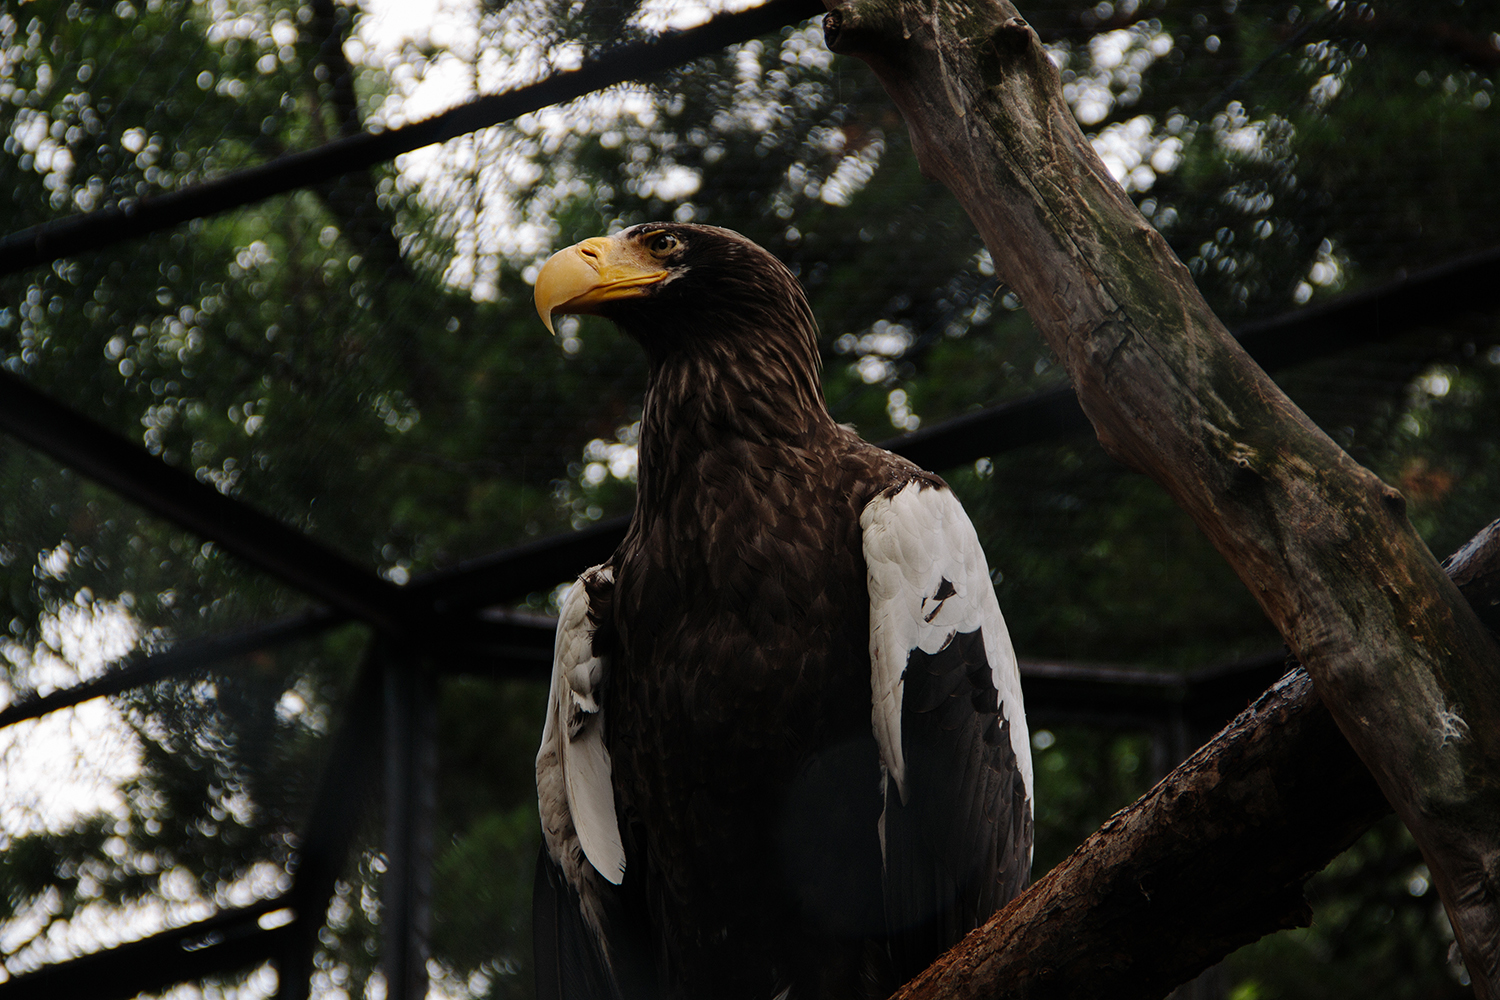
[533,235,670,334]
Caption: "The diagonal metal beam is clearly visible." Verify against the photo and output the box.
[879,384,1088,478]
[0,597,557,734]
[0,368,411,633]
[888,245,1500,473]
[0,897,296,1000]
[1232,244,1500,371]
[419,516,630,612]
[0,0,825,277]
[0,610,342,729]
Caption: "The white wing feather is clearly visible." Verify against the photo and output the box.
[861,480,1032,804]
[536,565,626,886]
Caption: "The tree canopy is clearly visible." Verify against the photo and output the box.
[0,0,1497,997]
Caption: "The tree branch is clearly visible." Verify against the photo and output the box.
[890,515,1500,999]
[820,0,1500,993]
[1445,519,1500,638]
[898,669,1382,999]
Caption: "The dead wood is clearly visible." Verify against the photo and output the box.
[888,519,1500,999]
[1445,518,1500,637]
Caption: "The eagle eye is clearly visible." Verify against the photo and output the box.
[645,232,679,257]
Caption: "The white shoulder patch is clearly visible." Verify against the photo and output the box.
[861,480,1032,803]
[536,564,626,887]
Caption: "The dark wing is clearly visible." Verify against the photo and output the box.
[533,843,622,1000]
[534,842,660,1000]
[861,479,1034,981]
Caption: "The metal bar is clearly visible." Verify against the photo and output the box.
[884,246,1500,473]
[1012,658,1186,731]
[381,651,437,1000]
[0,610,343,730]
[1179,650,1291,739]
[442,629,1293,735]
[0,369,410,633]
[1020,653,1292,734]
[277,648,387,1000]
[0,897,294,1000]
[0,572,563,736]
[0,0,825,277]
[1232,243,1500,372]
[0,597,1271,733]
[0,590,554,732]
[420,516,629,612]
[881,385,1091,476]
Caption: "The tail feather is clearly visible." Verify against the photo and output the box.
[533,845,624,1000]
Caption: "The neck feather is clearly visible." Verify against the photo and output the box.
[634,326,834,510]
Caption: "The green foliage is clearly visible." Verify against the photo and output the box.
[429,677,546,998]
[1027,725,1157,877]
[1226,817,1470,998]
[951,450,1281,669]
[0,0,1496,996]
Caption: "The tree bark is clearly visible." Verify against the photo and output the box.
[818,0,1500,993]
[1446,519,1500,638]
[891,518,1500,1000]
[897,668,1385,1000]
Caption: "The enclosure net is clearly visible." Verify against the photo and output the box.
[0,0,1495,996]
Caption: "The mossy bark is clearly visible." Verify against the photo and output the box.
[820,0,1500,994]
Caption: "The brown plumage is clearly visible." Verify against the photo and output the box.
[533,224,1032,1000]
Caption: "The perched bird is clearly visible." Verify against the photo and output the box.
[532,223,1032,1000]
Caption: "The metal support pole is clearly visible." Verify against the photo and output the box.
[383,652,438,1000]
[276,646,387,1000]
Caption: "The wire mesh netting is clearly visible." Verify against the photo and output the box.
[1,0,1498,997]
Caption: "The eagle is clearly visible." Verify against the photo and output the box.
[531,223,1032,1000]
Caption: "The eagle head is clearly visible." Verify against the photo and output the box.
[533,223,817,364]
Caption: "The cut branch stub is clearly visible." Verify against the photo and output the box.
[1446,518,1500,636]
[823,0,1500,992]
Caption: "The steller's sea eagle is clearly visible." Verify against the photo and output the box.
[531,223,1032,1000]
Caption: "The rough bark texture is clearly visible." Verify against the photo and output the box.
[893,667,1387,1000]
[1446,519,1500,638]
[888,519,1500,1000]
[820,0,1500,993]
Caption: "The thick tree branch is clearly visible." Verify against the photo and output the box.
[898,669,1384,999]
[890,517,1500,999]
[820,0,1500,993]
